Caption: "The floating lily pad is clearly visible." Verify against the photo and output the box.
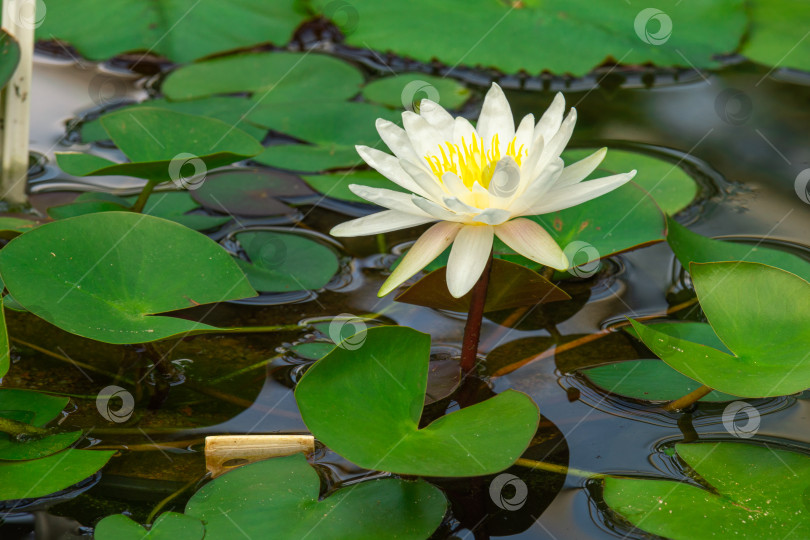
[191,168,310,217]
[296,326,540,476]
[362,73,470,110]
[36,0,307,62]
[162,52,364,102]
[0,212,257,344]
[667,216,810,282]
[604,442,810,539]
[302,170,409,203]
[0,30,20,90]
[183,453,447,539]
[311,0,745,75]
[254,144,363,172]
[47,192,130,219]
[563,149,698,215]
[743,1,810,72]
[395,259,570,312]
[629,261,810,397]
[233,230,339,293]
[0,448,114,500]
[95,513,205,540]
[57,108,262,182]
[131,191,233,231]
[0,217,39,239]
[0,389,83,461]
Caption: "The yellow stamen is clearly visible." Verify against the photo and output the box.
[424,134,526,188]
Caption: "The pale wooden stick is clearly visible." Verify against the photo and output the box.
[205,435,315,477]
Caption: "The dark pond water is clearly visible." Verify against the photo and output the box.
[3,52,810,539]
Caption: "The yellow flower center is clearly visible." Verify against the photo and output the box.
[424,134,526,189]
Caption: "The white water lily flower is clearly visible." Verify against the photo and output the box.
[331,83,636,298]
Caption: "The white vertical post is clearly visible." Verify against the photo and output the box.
[0,0,35,204]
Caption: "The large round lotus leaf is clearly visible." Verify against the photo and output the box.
[192,168,312,217]
[604,442,810,539]
[254,144,363,172]
[233,231,339,293]
[0,30,20,90]
[0,448,114,500]
[362,73,470,110]
[302,170,409,203]
[95,513,205,540]
[36,0,307,63]
[743,0,810,72]
[563,149,698,215]
[81,97,267,143]
[666,216,810,282]
[0,212,257,344]
[57,108,262,182]
[184,453,447,539]
[249,101,400,146]
[629,261,810,397]
[0,389,81,461]
[311,0,745,75]
[296,326,540,476]
[162,52,364,102]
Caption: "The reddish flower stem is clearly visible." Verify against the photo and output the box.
[459,252,493,374]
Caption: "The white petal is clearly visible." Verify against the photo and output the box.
[519,134,545,187]
[488,156,522,199]
[378,221,463,297]
[402,111,445,160]
[555,147,607,188]
[524,171,637,215]
[477,83,514,155]
[513,113,535,155]
[376,119,421,163]
[419,99,454,140]
[532,108,577,179]
[495,218,568,270]
[443,196,478,214]
[355,145,428,198]
[509,158,564,215]
[331,210,435,237]
[473,208,512,225]
[441,171,473,203]
[411,195,465,221]
[534,92,565,145]
[348,184,432,216]
[399,159,446,202]
[446,225,494,298]
[453,116,478,147]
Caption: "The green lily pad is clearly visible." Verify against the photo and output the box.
[130,191,233,231]
[233,231,339,293]
[162,52,363,102]
[184,453,446,539]
[362,73,470,110]
[249,101,400,146]
[57,108,262,182]
[47,192,130,219]
[604,442,810,539]
[191,169,310,217]
[0,277,7,378]
[289,342,336,361]
[667,216,810,282]
[395,258,570,312]
[629,261,810,397]
[563,149,699,215]
[0,217,38,240]
[36,0,307,63]
[302,170,410,203]
[296,326,540,476]
[311,0,745,76]
[254,144,363,172]
[0,212,257,344]
[0,448,114,500]
[0,30,20,90]
[81,97,267,143]
[0,389,68,426]
[0,389,82,461]
[95,513,205,540]
[742,1,810,72]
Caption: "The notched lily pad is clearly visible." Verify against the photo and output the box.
[95,512,205,540]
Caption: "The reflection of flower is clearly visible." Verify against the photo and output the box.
[331,83,636,298]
